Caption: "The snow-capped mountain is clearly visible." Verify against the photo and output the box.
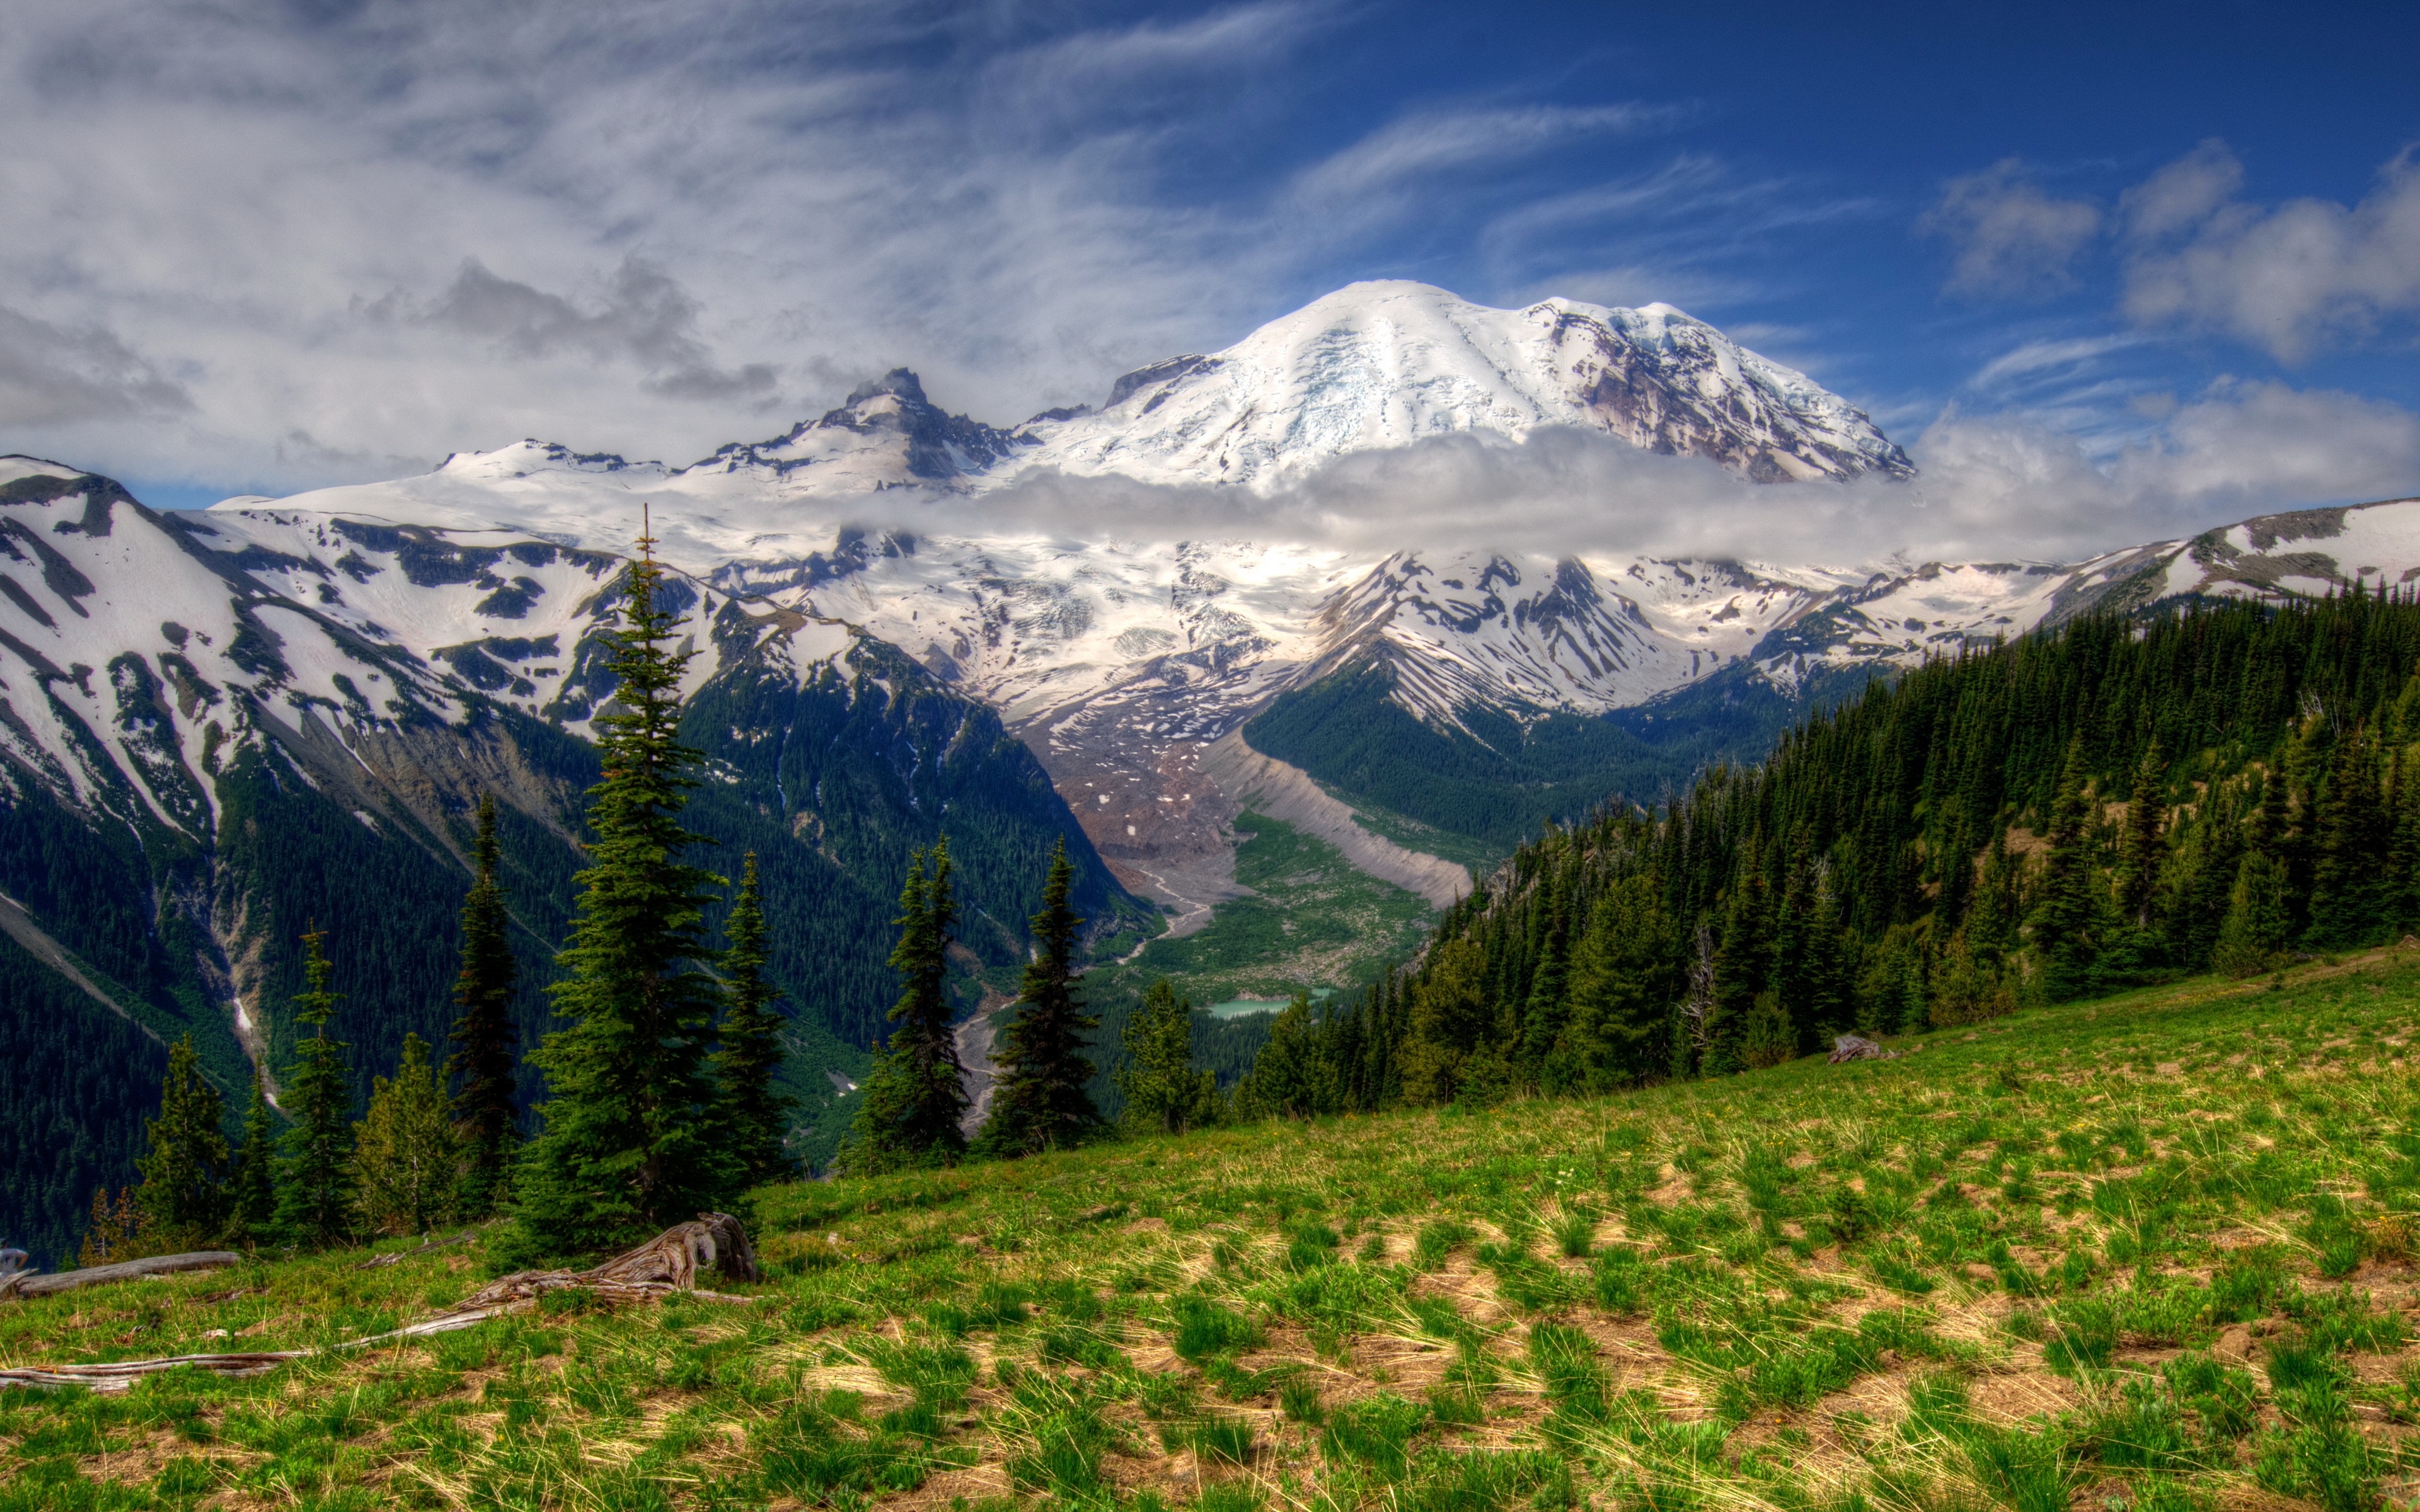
[28,279,2417,927]
[191,280,2420,917]
[1010,282,1916,487]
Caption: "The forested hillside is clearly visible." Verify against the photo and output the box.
[1237,589,2420,1113]
[1242,660,1878,850]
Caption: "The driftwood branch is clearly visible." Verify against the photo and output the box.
[0,1215,758,1394]
[0,1251,243,1300]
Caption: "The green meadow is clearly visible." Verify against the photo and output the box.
[9,948,2420,1512]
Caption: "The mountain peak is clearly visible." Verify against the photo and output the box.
[1014,281,1912,488]
[846,367,930,407]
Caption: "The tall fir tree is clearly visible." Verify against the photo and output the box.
[445,793,519,1217]
[2115,745,2168,930]
[2307,726,2391,948]
[975,841,1103,1157]
[513,525,734,1258]
[844,843,971,1172]
[1233,994,1337,1120]
[224,1068,277,1247]
[274,926,358,1250]
[714,852,797,1188]
[1515,876,1573,1076]
[352,1034,462,1238]
[2214,850,2293,977]
[132,1034,229,1252]
[2034,739,2102,1000]
[1704,847,1775,1075]
[1553,875,1679,1091]
[1118,978,1214,1134]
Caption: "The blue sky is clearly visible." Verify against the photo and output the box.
[1,0,2415,539]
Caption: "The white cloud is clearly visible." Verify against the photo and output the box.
[0,304,190,426]
[1922,159,2100,299]
[1966,334,2141,392]
[0,0,1741,496]
[2121,141,2420,362]
[1288,103,1673,232]
[821,379,2419,573]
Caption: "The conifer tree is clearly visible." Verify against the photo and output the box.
[1233,994,1337,1120]
[2034,740,2102,1000]
[976,842,1102,1157]
[445,793,519,1217]
[224,1068,277,1247]
[844,844,971,1172]
[514,527,733,1257]
[78,1186,142,1267]
[715,852,797,1188]
[2214,850,2292,977]
[1705,850,1775,1074]
[1554,876,1679,1091]
[2114,745,2167,930]
[2308,726,2390,948]
[1400,937,1493,1104]
[1515,877,1572,1076]
[1119,978,1214,1134]
[353,1034,462,1237]
[132,1034,229,1252]
[1966,830,2025,960]
[274,926,358,1250]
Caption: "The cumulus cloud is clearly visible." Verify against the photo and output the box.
[400,258,780,403]
[0,304,189,427]
[1922,159,2100,299]
[798,379,2418,576]
[2121,140,2420,362]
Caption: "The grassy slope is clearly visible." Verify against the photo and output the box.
[11,953,2420,1510]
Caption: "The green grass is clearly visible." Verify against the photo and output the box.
[1106,810,1436,1002]
[13,949,2420,1509]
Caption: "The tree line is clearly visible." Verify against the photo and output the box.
[1211,587,2420,1116]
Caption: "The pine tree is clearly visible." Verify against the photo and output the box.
[2114,745,2167,930]
[715,852,797,1189]
[2034,739,2102,1000]
[1233,995,1337,1120]
[274,925,358,1250]
[2307,725,2391,948]
[445,793,519,1217]
[132,1034,229,1252]
[2214,851,2292,977]
[844,844,971,1172]
[976,842,1103,1157]
[1553,875,1679,1091]
[1704,850,1775,1075]
[1119,978,1215,1134]
[1400,937,1494,1104]
[1515,876,1573,1077]
[78,1186,143,1268]
[514,527,734,1258]
[224,1068,277,1247]
[352,1034,463,1238]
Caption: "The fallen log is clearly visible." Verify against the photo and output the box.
[0,1251,243,1300]
[447,1210,759,1313]
[0,1214,759,1394]
[1827,1034,1899,1064]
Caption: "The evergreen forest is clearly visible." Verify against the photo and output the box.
[1228,588,2420,1114]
